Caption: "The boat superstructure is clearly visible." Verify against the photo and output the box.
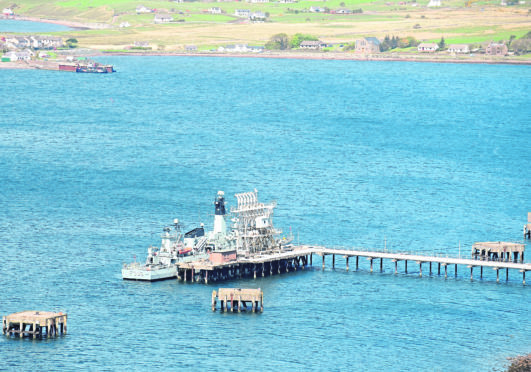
[122,219,208,281]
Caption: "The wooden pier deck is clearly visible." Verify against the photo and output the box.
[176,245,531,285]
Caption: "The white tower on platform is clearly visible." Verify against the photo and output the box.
[213,191,227,236]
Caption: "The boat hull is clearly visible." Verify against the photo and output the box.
[122,265,177,281]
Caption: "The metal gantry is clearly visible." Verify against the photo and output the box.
[231,190,281,254]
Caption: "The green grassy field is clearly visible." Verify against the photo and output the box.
[1,0,529,53]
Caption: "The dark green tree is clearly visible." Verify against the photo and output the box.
[438,36,445,49]
[265,33,290,50]
[65,38,78,48]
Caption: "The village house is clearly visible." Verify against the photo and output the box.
[185,45,197,52]
[355,37,380,53]
[133,41,150,48]
[447,44,469,54]
[136,5,153,14]
[309,6,326,12]
[278,0,297,3]
[334,8,353,14]
[154,13,173,23]
[417,42,439,52]
[209,7,222,14]
[119,22,131,28]
[3,8,13,16]
[5,36,31,49]
[248,45,265,53]
[250,11,267,22]
[485,42,508,56]
[427,0,441,6]
[30,36,63,49]
[246,0,270,3]
[234,9,251,17]
[218,44,263,53]
[300,40,326,50]
[2,49,33,61]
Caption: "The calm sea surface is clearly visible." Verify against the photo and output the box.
[0,19,71,32]
[0,56,529,371]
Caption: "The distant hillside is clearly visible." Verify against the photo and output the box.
[1,0,529,53]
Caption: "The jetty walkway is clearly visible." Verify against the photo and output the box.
[309,246,530,283]
[177,245,531,284]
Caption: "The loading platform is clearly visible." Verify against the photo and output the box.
[2,311,67,338]
[212,288,263,312]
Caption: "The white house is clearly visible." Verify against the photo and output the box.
[209,7,222,14]
[250,11,267,21]
[300,40,327,50]
[2,51,19,61]
[30,36,63,49]
[154,13,173,23]
[335,8,352,14]
[119,22,131,28]
[234,9,251,17]
[136,5,153,14]
[5,36,31,49]
[248,45,264,53]
[309,6,326,12]
[3,50,32,61]
[427,0,441,6]
[447,44,469,54]
[417,43,439,52]
[246,0,269,3]
[3,8,13,16]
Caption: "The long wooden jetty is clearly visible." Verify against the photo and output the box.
[177,245,531,285]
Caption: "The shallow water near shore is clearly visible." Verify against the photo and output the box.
[0,56,530,371]
[0,19,72,32]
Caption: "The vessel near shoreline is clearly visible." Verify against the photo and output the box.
[58,60,114,73]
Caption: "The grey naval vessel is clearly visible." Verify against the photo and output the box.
[122,190,291,281]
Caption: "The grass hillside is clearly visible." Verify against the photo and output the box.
[1,0,529,51]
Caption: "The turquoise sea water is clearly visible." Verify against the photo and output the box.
[0,56,530,371]
[0,19,71,32]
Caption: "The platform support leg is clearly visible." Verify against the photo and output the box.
[346,257,349,271]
